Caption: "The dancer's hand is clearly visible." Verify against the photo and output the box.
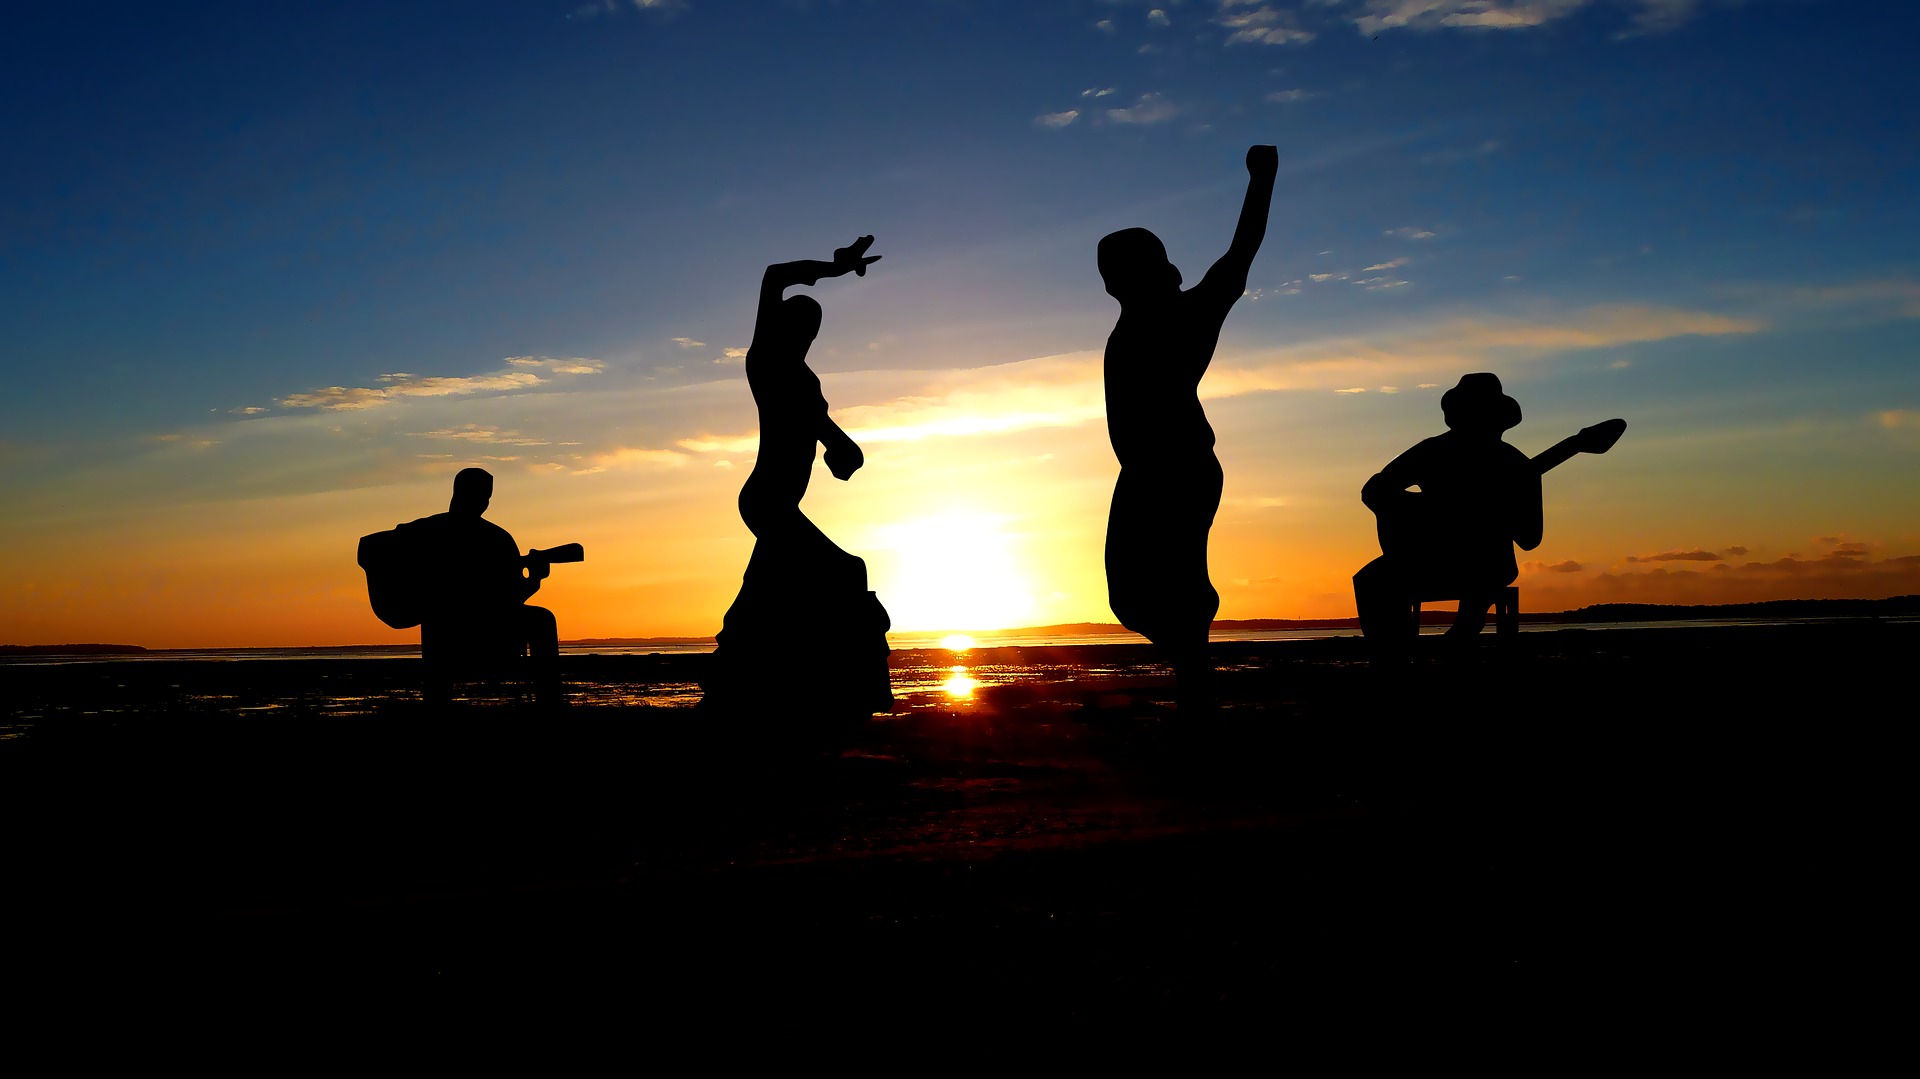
[825,441,864,480]
[1246,145,1278,178]
[832,235,882,277]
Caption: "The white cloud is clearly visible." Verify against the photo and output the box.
[413,425,553,447]
[1096,18,1116,32]
[1106,93,1178,125]
[1081,87,1117,98]
[230,406,269,415]
[569,0,684,20]
[1148,8,1171,27]
[1201,304,1763,397]
[280,358,602,411]
[572,446,690,474]
[1351,0,1588,35]
[1217,4,1317,44]
[505,356,607,375]
[715,347,748,365]
[1309,272,1350,283]
[1035,110,1082,129]
[1384,226,1437,240]
[1362,258,1410,272]
[1622,0,1705,36]
[670,337,706,349]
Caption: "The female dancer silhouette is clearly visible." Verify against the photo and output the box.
[1099,146,1276,714]
[703,236,893,723]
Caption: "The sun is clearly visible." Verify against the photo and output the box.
[869,511,1039,632]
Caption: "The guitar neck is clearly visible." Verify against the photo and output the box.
[1530,435,1584,476]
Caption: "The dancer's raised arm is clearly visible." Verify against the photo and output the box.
[753,235,882,342]
[1196,146,1277,303]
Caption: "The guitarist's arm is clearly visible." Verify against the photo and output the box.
[1361,444,1425,515]
[1511,465,1543,552]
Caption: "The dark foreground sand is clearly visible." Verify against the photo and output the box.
[1,622,1903,1017]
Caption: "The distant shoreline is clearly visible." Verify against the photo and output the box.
[6,594,1915,656]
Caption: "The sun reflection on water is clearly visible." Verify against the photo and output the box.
[941,665,978,698]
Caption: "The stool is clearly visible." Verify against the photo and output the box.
[1411,585,1519,638]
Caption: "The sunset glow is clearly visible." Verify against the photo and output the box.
[3,3,1916,648]
[868,513,1042,634]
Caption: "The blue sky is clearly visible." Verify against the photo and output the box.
[4,1,1918,645]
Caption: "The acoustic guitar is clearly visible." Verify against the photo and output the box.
[1371,418,1626,561]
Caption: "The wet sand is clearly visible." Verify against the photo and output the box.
[1,621,1900,1014]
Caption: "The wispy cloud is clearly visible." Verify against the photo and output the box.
[1264,89,1318,104]
[1217,3,1317,45]
[506,356,606,374]
[1333,0,1715,37]
[570,445,691,475]
[1105,93,1178,125]
[1621,0,1704,37]
[1201,303,1763,395]
[1081,87,1117,99]
[1035,110,1082,129]
[1363,258,1410,272]
[1524,559,1585,573]
[670,337,706,349]
[1625,548,1722,563]
[413,425,555,447]
[1384,225,1437,240]
[280,357,603,411]
[1350,0,1588,34]
[567,0,685,20]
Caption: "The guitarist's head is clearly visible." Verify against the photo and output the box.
[450,467,494,518]
[1442,373,1521,435]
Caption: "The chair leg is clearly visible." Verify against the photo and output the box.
[1496,586,1519,638]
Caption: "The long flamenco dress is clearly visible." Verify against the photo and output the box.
[700,347,893,722]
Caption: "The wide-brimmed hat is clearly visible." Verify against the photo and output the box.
[1440,372,1521,432]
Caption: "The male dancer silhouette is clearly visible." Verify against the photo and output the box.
[1099,145,1276,714]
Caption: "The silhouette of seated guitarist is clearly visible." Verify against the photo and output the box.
[358,467,583,704]
[1354,373,1624,658]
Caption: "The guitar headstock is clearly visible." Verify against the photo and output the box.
[1575,418,1627,455]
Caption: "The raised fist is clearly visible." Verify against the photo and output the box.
[1246,144,1278,176]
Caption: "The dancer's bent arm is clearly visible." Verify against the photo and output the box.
[821,416,863,481]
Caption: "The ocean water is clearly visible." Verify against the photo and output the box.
[4,615,1907,724]
[6,614,1902,666]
